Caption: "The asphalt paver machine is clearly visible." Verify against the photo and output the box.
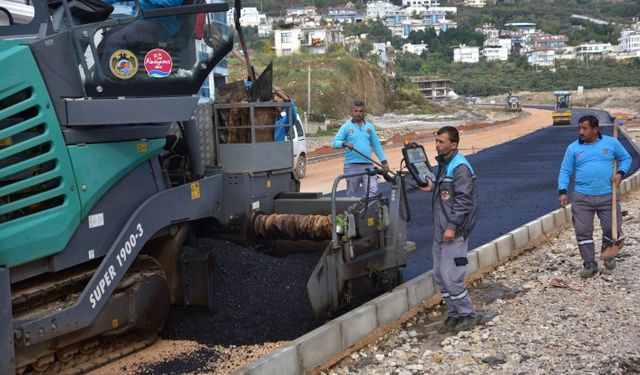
[0,1,414,373]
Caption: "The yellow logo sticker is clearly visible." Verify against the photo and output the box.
[112,319,119,329]
[109,49,138,80]
[191,182,200,200]
[136,142,148,153]
[266,180,271,188]
[368,217,374,227]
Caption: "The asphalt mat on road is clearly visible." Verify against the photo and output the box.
[127,110,639,374]
[399,120,640,280]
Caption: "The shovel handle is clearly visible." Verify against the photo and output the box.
[612,119,619,241]
[349,147,396,177]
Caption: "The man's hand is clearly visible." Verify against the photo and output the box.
[418,180,433,192]
[612,173,623,187]
[343,141,354,150]
[558,194,568,208]
[381,161,390,172]
[443,228,456,243]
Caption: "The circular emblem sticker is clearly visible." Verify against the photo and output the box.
[109,50,138,80]
[603,149,609,154]
[144,48,173,78]
[441,190,451,201]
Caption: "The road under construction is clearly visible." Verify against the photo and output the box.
[88,107,640,374]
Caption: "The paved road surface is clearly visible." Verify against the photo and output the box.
[393,109,638,280]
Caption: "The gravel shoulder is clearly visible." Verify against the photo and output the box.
[327,190,640,375]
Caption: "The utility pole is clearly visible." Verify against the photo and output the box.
[307,65,311,130]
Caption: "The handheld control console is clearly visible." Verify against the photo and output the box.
[402,142,435,187]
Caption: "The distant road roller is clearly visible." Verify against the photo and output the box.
[552,91,573,125]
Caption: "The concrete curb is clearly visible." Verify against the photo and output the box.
[233,144,640,375]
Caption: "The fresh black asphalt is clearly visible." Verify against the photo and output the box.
[144,109,639,373]
[401,108,639,280]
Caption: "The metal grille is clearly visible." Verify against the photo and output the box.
[0,87,64,223]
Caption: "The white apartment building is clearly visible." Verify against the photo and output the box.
[227,7,262,27]
[527,49,555,67]
[301,27,328,55]
[286,6,317,17]
[402,0,440,7]
[476,24,499,39]
[483,47,509,61]
[453,45,479,63]
[619,29,640,53]
[427,6,457,14]
[405,5,428,16]
[371,43,390,69]
[576,41,612,57]
[387,20,427,38]
[274,28,302,56]
[483,38,512,51]
[504,22,537,35]
[464,0,486,8]
[258,19,272,37]
[366,1,399,20]
[403,43,428,55]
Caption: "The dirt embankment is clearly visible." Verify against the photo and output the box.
[483,87,640,114]
[228,51,395,118]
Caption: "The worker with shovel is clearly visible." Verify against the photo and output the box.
[332,100,389,197]
[558,115,631,278]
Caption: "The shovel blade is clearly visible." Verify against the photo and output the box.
[601,239,624,259]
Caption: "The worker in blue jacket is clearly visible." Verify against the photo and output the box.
[420,126,478,333]
[273,90,297,142]
[558,114,631,278]
[332,100,389,197]
[100,0,183,79]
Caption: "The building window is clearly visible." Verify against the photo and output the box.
[283,48,292,55]
[281,33,291,44]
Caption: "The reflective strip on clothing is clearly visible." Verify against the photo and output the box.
[450,289,469,301]
[578,239,594,245]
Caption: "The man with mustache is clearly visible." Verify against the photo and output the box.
[332,100,389,197]
[558,115,631,278]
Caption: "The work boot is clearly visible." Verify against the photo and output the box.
[604,257,616,270]
[454,315,478,332]
[579,263,598,278]
[437,316,459,334]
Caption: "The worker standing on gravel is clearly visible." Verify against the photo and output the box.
[332,100,389,197]
[420,126,478,332]
[558,115,631,278]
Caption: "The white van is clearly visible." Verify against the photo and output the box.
[289,114,307,180]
